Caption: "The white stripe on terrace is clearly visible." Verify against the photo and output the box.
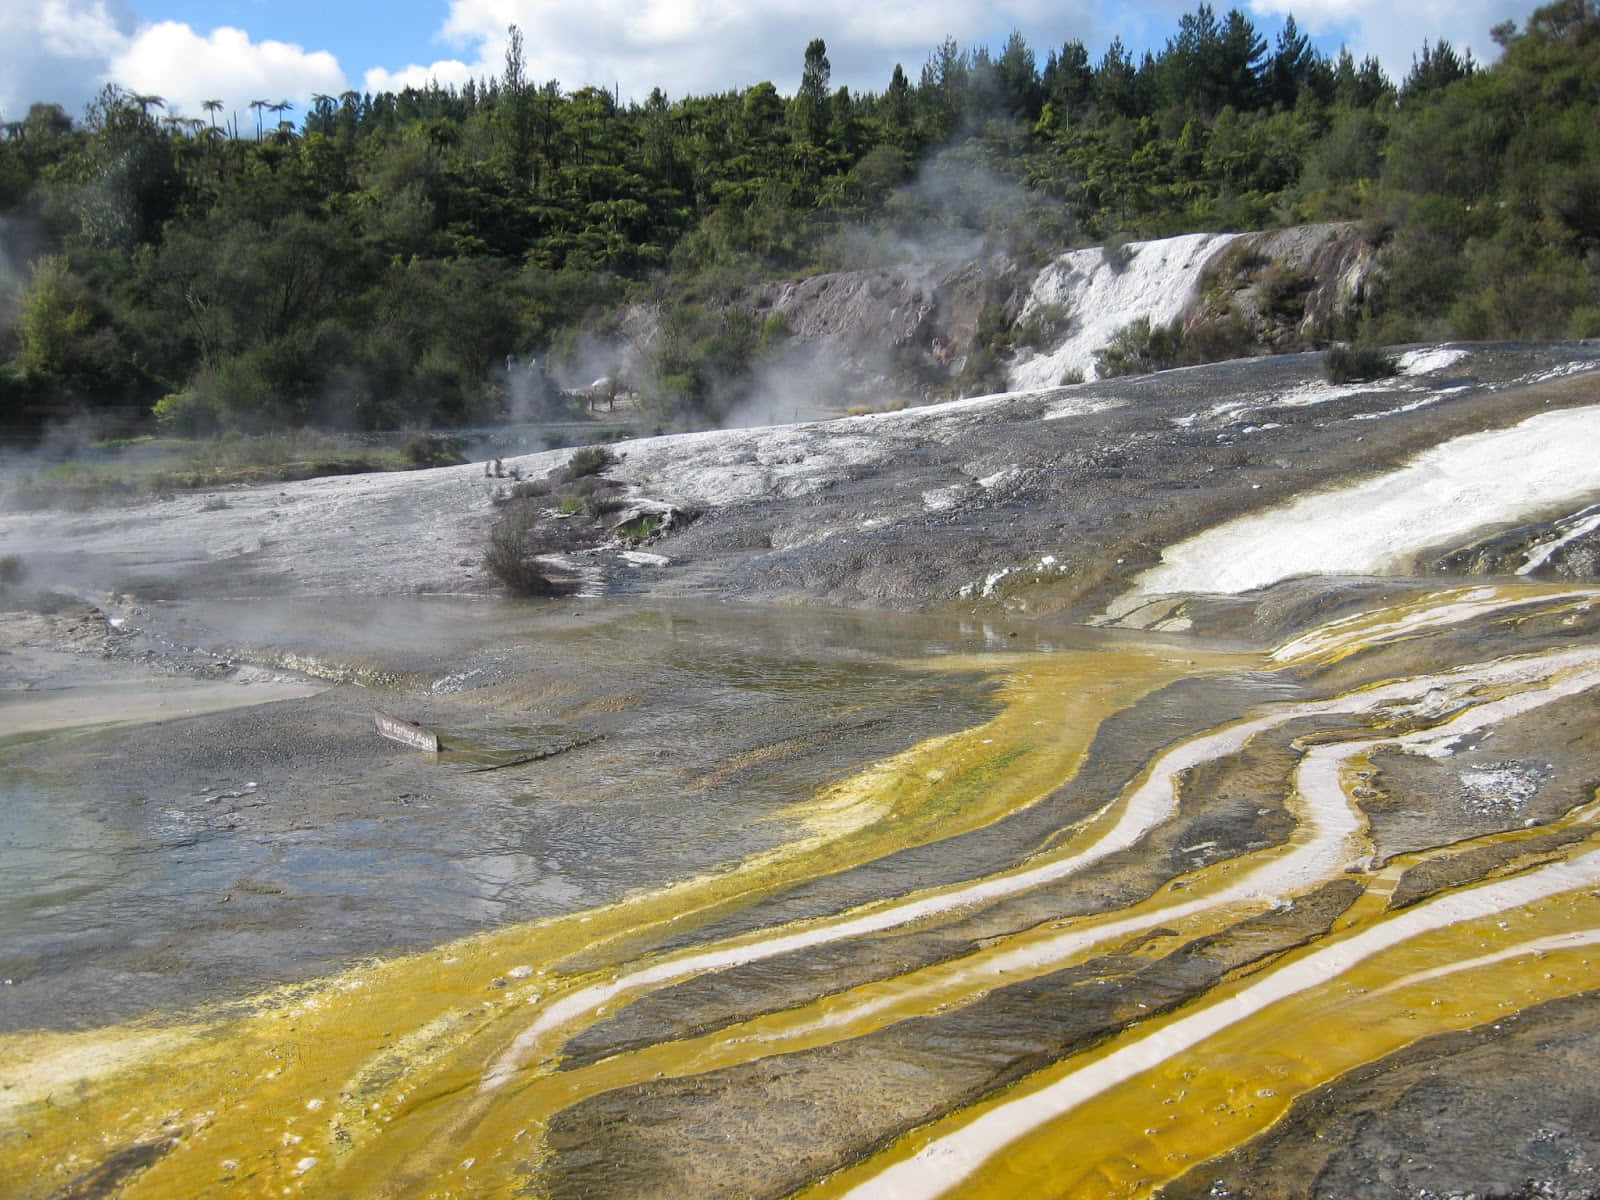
[1106,403,1600,619]
[839,848,1600,1200]
[482,645,1600,1092]
[482,687,1363,1089]
[702,652,1600,1046]
[1367,928,1600,1001]
[1518,504,1600,576]
[1269,586,1600,664]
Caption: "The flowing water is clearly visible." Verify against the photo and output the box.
[4,582,1600,1199]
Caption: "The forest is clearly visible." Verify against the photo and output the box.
[0,0,1596,437]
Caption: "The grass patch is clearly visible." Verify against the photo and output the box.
[1,430,468,510]
[615,514,662,540]
[845,399,909,416]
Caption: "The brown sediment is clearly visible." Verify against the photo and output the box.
[46,1136,181,1200]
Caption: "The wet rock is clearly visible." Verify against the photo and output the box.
[1159,992,1600,1200]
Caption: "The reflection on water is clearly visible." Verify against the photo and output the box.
[0,775,148,927]
[0,600,1020,1031]
[3,588,1600,1199]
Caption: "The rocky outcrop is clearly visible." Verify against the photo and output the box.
[748,223,1380,401]
[1188,221,1380,351]
[616,224,1382,414]
[749,251,1026,405]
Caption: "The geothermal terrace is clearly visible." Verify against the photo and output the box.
[3,337,1600,1200]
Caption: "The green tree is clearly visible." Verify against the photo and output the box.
[1096,38,1140,117]
[64,85,184,251]
[880,64,916,148]
[994,30,1043,120]
[15,255,90,377]
[1042,40,1094,127]
[1267,15,1316,107]
[1401,40,1475,102]
[796,38,831,146]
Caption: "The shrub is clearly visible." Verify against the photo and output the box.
[1258,267,1315,320]
[563,446,614,480]
[1013,302,1073,350]
[1180,313,1253,365]
[508,479,550,500]
[954,344,1009,396]
[152,386,222,436]
[1094,317,1184,377]
[1325,342,1399,383]
[1566,306,1600,339]
[402,434,467,468]
[759,311,791,346]
[1200,243,1271,298]
[1101,235,1135,274]
[0,555,25,590]
[482,506,554,596]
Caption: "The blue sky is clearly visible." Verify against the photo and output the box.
[127,0,438,81]
[1,0,1533,128]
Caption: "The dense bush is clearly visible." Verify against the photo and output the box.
[3,3,1598,437]
[1324,342,1398,382]
[0,555,25,589]
[562,446,615,479]
[482,506,555,596]
[1094,317,1185,377]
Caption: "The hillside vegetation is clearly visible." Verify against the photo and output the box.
[1,1,1597,436]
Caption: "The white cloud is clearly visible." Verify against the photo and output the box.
[364,59,478,96]
[0,0,1523,140]
[1246,0,1518,81]
[422,0,1109,100]
[0,0,134,120]
[109,23,347,125]
[0,5,346,128]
